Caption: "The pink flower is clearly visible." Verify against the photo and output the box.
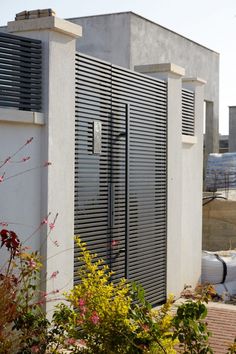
[49,213,58,231]
[49,223,55,230]
[31,345,40,353]
[90,311,100,325]
[0,222,8,227]
[78,339,87,347]
[111,239,120,248]
[22,156,30,162]
[65,338,77,345]
[78,298,86,307]
[41,218,48,225]
[0,174,5,182]
[50,270,59,279]
[77,299,87,315]
[41,212,51,225]
[4,157,11,164]
[44,161,52,167]
[28,258,36,269]
[36,300,45,305]
[81,306,87,315]
[26,137,33,145]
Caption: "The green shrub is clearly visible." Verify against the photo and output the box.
[52,237,177,353]
[0,230,50,353]
[172,300,213,354]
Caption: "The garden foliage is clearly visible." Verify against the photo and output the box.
[1,232,236,353]
[51,237,177,353]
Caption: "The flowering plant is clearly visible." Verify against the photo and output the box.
[0,137,61,353]
[0,228,51,353]
[0,138,224,353]
[52,237,177,353]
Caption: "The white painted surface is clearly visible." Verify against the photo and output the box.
[8,16,82,38]
[181,80,204,288]
[165,72,184,296]
[135,66,205,297]
[182,135,197,144]
[0,108,45,125]
[4,17,82,315]
[135,63,185,77]
[0,123,42,253]
[135,64,184,296]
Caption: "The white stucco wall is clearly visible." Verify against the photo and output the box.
[69,13,131,68]
[1,16,82,314]
[181,80,205,287]
[0,120,42,256]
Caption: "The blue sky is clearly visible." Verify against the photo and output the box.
[1,0,236,134]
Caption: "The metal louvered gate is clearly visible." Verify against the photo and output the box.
[75,53,167,306]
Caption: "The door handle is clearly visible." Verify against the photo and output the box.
[108,183,115,228]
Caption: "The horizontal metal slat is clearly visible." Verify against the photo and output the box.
[75,51,167,305]
[0,52,41,64]
[0,33,42,112]
[0,101,41,110]
[182,88,195,136]
[112,80,166,101]
[112,65,166,89]
[0,32,41,45]
[0,46,41,60]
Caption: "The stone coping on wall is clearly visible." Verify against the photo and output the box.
[182,134,197,145]
[0,108,45,125]
[135,63,185,77]
[7,16,82,38]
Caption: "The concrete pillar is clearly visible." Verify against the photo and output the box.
[182,77,206,288]
[183,78,206,141]
[205,100,219,154]
[7,16,82,313]
[229,106,236,152]
[135,63,185,296]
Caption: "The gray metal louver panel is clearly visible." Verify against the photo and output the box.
[75,52,167,306]
[74,53,112,283]
[182,88,195,136]
[0,32,42,112]
[111,65,167,305]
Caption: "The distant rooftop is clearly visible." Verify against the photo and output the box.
[67,11,219,55]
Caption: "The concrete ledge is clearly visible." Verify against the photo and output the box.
[0,108,45,125]
[183,77,207,86]
[135,63,185,77]
[7,16,82,38]
[182,135,197,144]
